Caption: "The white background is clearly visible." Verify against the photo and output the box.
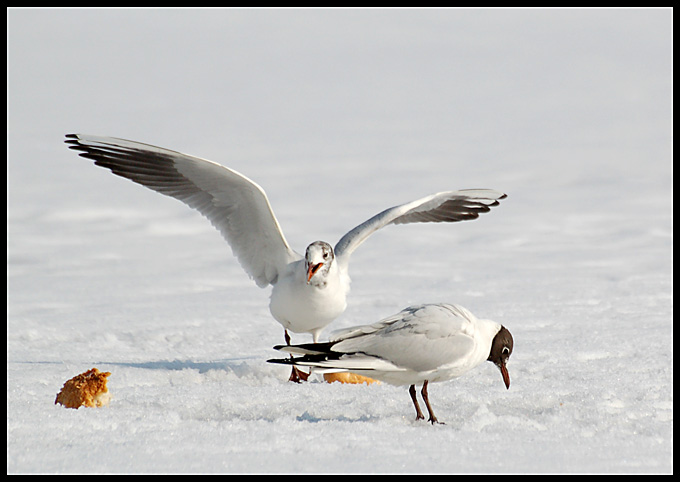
[7,8,672,473]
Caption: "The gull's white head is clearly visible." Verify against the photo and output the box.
[305,241,334,286]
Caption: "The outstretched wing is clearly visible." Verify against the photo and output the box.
[66,134,301,287]
[334,189,506,268]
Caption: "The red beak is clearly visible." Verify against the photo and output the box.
[500,363,510,389]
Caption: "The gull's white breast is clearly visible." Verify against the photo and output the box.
[269,261,350,341]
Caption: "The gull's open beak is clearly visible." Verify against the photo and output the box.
[306,263,323,283]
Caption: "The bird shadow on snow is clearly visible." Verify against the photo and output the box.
[98,357,261,377]
[14,357,265,377]
[295,409,378,424]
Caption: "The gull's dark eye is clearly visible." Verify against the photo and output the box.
[502,347,510,355]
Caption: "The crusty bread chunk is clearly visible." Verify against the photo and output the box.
[323,372,379,385]
[55,368,111,409]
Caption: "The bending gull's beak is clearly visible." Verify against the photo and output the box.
[499,362,510,389]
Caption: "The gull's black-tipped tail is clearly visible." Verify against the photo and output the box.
[268,340,346,369]
[267,357,297,366]
[272,341,336,357]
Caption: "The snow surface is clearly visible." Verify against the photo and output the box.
[7,8,672,474]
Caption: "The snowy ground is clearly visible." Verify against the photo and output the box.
[7,9,672,473]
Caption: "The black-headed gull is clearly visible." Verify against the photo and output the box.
[65,134,506,382]
[268,303,513,423]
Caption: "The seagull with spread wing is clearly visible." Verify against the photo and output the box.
[65,134,506,381]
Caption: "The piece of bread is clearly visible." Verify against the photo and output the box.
[55,368,111,409]
[323,372,379,385]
